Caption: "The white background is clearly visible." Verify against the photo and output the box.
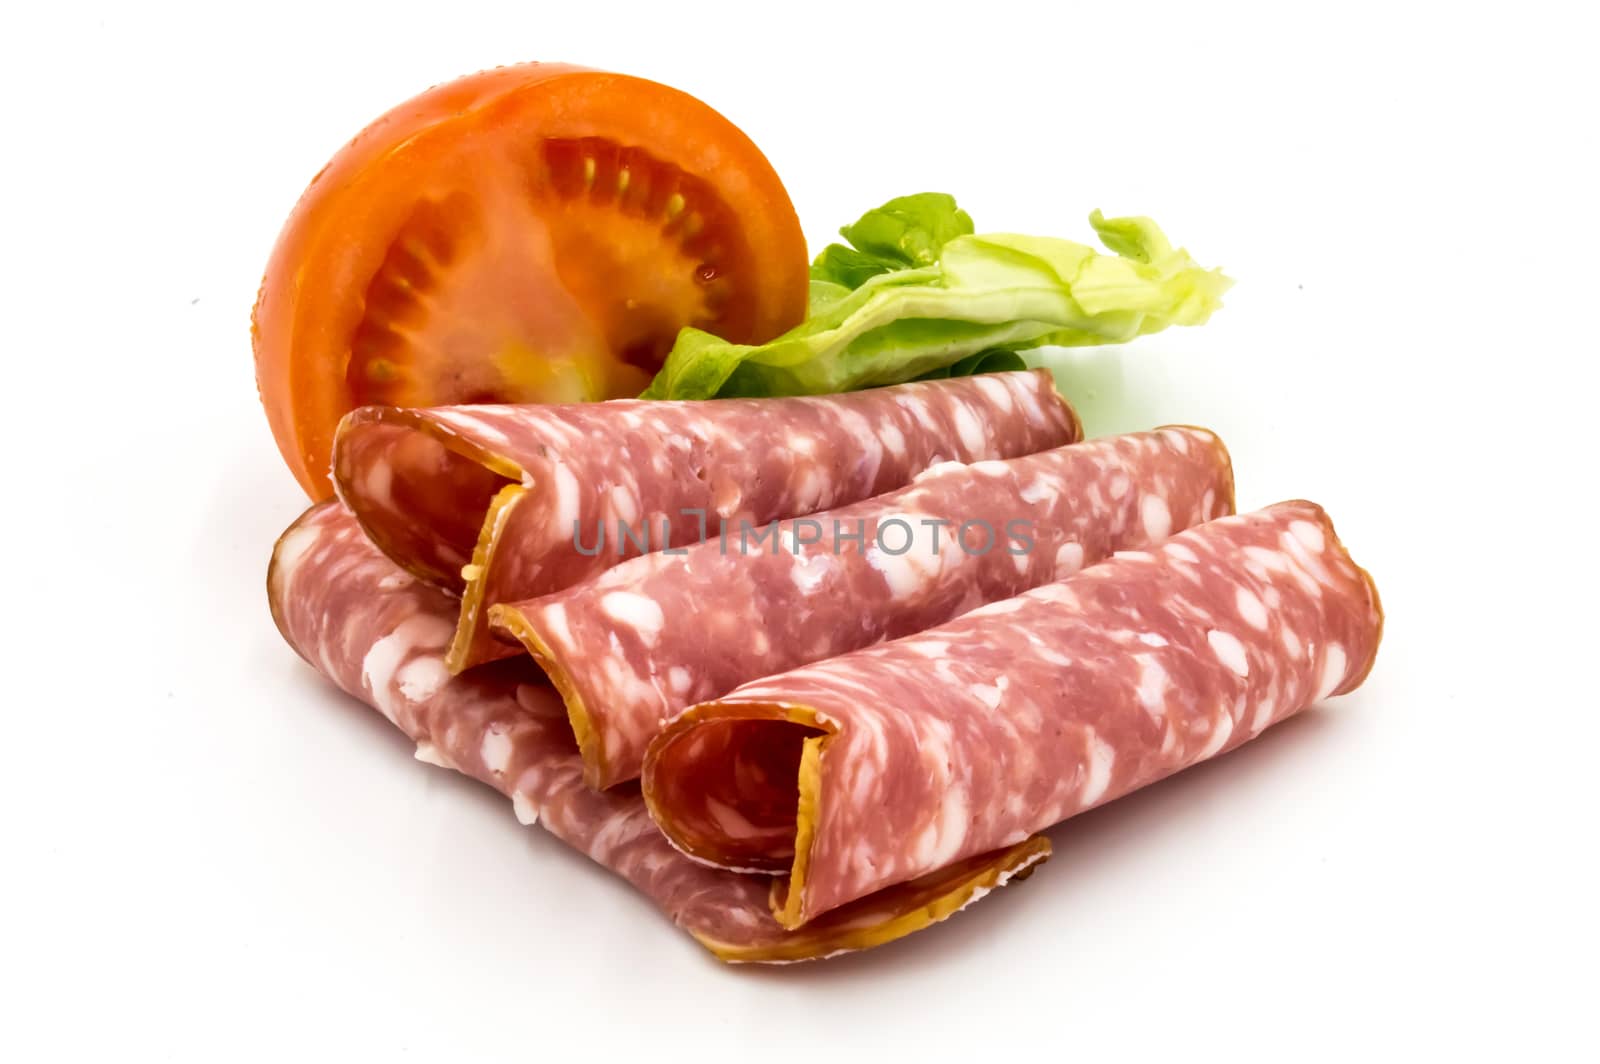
[5,2,1596,1059]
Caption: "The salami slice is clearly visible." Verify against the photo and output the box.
[493,426,1235,789]
[643,501,1383,929]
[269,501,1050,963]
[333,370,1079,673]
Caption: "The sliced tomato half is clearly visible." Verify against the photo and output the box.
[253,63,809,498]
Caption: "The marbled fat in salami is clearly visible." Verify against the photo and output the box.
[643,501,1383,928]
[333,370,1079,672]
[494,427,1234,789]
[268,501,1050,963]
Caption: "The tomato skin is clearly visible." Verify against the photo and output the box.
[254,63,808,499]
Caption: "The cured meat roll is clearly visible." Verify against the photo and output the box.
[494,427,1235,789]
[268,501,1050,963]
[643,501,1383,928]
[333,370,1078,672]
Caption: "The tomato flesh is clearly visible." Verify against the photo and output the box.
[254,64,807,498]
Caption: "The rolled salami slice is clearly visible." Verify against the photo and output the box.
[643,501,1383,929]
[493,426,1234,789]
[269,501,1050,963]
[333,370,1079,673]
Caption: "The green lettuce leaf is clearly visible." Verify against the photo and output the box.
[642,197,1229,400]
[810,193,975,288]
